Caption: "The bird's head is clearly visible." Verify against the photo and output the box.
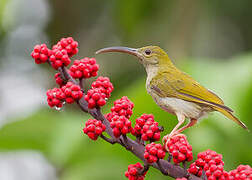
[96,46,173,68]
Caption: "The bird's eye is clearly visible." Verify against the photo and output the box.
[144,49,152,55]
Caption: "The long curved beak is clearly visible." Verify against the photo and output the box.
[95,46,138,57]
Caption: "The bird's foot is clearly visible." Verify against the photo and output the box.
[162,134,173,151]
[162,133,184,151]
[162,132,182,143]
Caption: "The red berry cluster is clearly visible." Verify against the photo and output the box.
[46,88,65,108]
[104,113,113,122]
[49,48,71,69]
[85,88,106,109]
[125,163,147,180]
[91,76,114,98]
[31,44,51,64]
[83,119,106,140]
[188,149,228,179]
[229,165,252,180]
[165,134,193,164]
[84,76,113,109]
[55,72,65,87]
[52,37,78,57]
[131,114,154,136]
[110,96,134,119]
[69,58,99,79]
[107,97,134,137]
[61,82,83,104]
[110,115,132,138]
[144,142,166,163]
[31,37,79,69]
[131,114,161,142]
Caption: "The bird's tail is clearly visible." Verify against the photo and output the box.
[215,107,248,131]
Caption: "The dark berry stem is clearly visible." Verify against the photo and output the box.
[139,164,150,175]
[62,66,77,84]
[100,134,116,144]
[79,78,85,91]
[122,134,131,150]
[168,154,172,162]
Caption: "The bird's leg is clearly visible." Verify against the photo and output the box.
[162,114,185,149]
[174,118,197,135]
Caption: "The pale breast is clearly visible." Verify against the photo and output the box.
[151,93,212,120]
[145,65,159,94]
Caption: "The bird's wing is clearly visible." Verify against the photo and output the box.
[150,69,233,112]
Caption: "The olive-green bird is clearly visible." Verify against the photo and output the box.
[96,46,248,141]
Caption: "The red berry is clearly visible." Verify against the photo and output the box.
[110,96,134,119]
[53,37,78,57]
[46,88,65,108]
[105,112,114,122]
[69,58,99,79]
[132,114,161,142]
[85,88,107,109]
[144,142,166,163]
[49,48,71,69]
[229,164,252,180]
[84,77,113,109]
[91,76,114,98]
[105,97,134,137]
[83,119,106,140]
[188,164,198,175]
[31,44,51,64]
[61,82,83,103]
[125,163,147,180]
[165,134,193,164]
[188,149,227,179]
[110,115,132,138]
[54,73,66,87]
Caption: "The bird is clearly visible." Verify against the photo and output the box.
[95,46,248,145]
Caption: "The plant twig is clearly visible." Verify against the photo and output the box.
[100,134,116,144]
[139,164,150,175]
[157,159,169,175]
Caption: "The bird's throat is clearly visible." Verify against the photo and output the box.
[145,65,159,94]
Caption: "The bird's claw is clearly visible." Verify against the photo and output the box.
[162,134,172,151]
[162,133,184,151]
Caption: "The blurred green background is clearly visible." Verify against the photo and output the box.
[0,0,252,179]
